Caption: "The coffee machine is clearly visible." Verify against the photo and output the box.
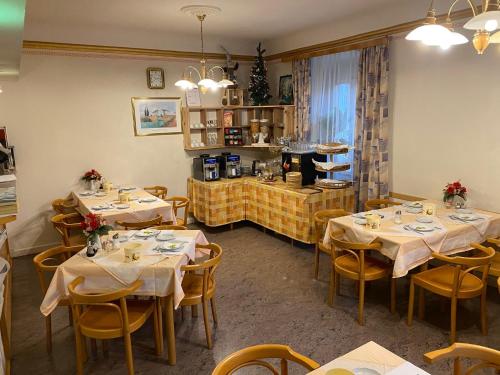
[217,153,242,179]
[282,151,326,185]
[193,155,220,182]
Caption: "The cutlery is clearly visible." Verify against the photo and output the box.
[403,225,423,235]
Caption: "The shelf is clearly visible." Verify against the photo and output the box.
[189,127,223,130]
[315,164,351,173]
[184,145,283,151]
[185,145,225,151]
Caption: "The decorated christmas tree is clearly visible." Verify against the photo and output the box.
[248,43,272,106]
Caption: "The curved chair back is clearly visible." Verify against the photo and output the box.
[212,344,320,375]
[115,214,162,230]
[51,213,84,246]
[143,186,168,200]
[182,243,222,296]
[430,243,495,298]
[165,196,189,225]
[313,209,350,244]
[424,342,500,374]
[486,237,500,277]
[52,198,78,214]
[150,225,187,230]
[33,245,85,294]
[364,198,399,211]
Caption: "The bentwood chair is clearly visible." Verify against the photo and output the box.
[115,214,162,230]
[51,197,78,214]
[33,245,85,353]
[364,198,399,212]
[486,237,500,278]
[211,344,320,375]
[143,185,168,199]
[424,342,500,374]
[180,243,222,349]
[51,213,86,247]
[329,232,395,325]
[313,209,350,280]
[68,277,162,375]
[151,224,187,230]
[164,196,190,226]
[407,243,495,344]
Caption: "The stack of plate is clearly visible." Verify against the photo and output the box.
[315,143,349,154]
[286,172,302,189]
[315,179,351,189]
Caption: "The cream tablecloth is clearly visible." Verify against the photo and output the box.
[308,341,429,374]
[323,201,500,277]
[72,188,175,226]
[40,230,209,316]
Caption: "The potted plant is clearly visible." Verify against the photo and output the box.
[81,169,102,192]
[80,213,112,257]
[443,181,467,208]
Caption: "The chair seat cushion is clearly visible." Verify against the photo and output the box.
[335,254,390,280]
[413,265,484,298]
[181,273,214,301]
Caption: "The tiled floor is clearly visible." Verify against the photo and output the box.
[11,223,500,374]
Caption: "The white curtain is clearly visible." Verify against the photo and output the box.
[310,50,360,180]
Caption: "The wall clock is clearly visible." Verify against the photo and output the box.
[146,67,165,89]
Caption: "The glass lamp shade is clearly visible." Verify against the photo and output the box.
[198,78,218,89]
[406,24,451,41]
[175,79,197,90]
[464,11,500,31]
[490,30,500,43]
[217,78,234,87]
[423,31,468,49]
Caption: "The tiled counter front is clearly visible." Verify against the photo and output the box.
[188,177,354,244]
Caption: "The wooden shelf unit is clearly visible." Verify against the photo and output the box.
[182,105,295,151]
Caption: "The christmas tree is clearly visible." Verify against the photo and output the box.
[248,43,272,106]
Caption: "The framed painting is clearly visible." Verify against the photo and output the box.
[278,75,293,105]
[131,97,182,136]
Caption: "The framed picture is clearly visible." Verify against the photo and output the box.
[146,67,165,89]
[279,75,294,105]
[131,97,182,136]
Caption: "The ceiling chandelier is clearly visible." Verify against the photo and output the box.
[175,5,233,93]
[406,0,500,54]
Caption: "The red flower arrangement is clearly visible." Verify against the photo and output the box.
[81,169,102,182]
[80,213,112,236]
[443,181,467,202]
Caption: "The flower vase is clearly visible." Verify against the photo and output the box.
[86,233,102,257]
[445,198,453,209]
[89,179,98,192]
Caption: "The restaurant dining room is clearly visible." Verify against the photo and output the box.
[0,0,500,374]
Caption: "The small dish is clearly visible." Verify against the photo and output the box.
[403,202,423,208]
[157,233,175,241]
[94,192,107,197]
[409,223,434,232]
[456,213,479,221]
[455,208,473,214]
[157,242,184,251]
[115,203,130,209]
[354,218,367,225]
[139,197,157,203]
[353,213,385,219]
[416,216,433,223]
[135,229,160,238]
[120,186,136,191]
[406,207,423,214]
[79,191,94,196]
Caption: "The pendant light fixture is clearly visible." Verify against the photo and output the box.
[175,5,234,93]
[406,0,500,54]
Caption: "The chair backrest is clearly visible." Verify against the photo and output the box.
[50,213,83,246]
[486,237,500,276]
[364,198,399,211]
[165,196,189,224]
[143,186,168,200]
[150,225,187,230]
[431,243,495,297]
[211,344,320,375]
[33,245,85,294]
[181,243,222,296]
[115,214,162,230]
[52,198,78,214]
[68,276,143,333]
[424,342,500,374]
[313,209,350,244]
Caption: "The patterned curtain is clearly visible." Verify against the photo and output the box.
[292,59,311,141]
[353,45,390,212]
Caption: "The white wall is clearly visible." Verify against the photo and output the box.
[389,37,500,212]
[0,52,252,255]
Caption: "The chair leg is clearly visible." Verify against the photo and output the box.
[90,339,98,358]
[358,279,365,326]
[328,268,335,307]
[73,328,85,375]
[123,333,134,375]
[418,287,425,320]
[153,299,163,356]
[191,305,198,318]
[181,306,185,321]
[407,278,415,326]
[390,276,396,314]
[202,300,212,349]
[210,297,218,326]
[335,273,340,296]
[67,306,73,326]
[450,297,457,344]
[102,340,109,358]
[314,245,320,280]
[45,315,52,354]
[480,288,488,336]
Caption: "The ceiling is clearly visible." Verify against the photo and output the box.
[25,0,406,41]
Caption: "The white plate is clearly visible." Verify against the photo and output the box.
[115,203,130,209]
[455,208,473,214]
[157,242,184,251]
[403,202,423,208]
[79,191,94,196]
[94,192,107,197]
[157,233,175,241]
[416,216,433,223]
[353,213,385,219]
[139,197,157,203]
[135,229,160,238]
[91,204,111,210]
[120,186,136,191]
[353,369,381,375]
[406,207,423,214]
[354,218,367,225]
[409,223,434,232]
[457,213,479,221]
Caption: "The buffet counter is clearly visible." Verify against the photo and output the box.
[187,177,354,244]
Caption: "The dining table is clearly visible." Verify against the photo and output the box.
[308,341,430,374]
[323,200,500,278]
[40,229,209,365]
[72,187,175,227]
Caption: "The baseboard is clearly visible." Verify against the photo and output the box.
[12,241,61,258]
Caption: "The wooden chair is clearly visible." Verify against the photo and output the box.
[68,276,162,375]
[424,342,500,374]
[313,209,350,280]
[486,237,500,278]
[51,213,86,247]
[51,198,78,214]
[364,198,399,211]
[150,224,187,230]
[180,243,222,349]
[407,243,495,344]
[115,214,162,230]
[33,245,85,353]
[329,232,395,325]
[164,196,189,226]
[143,185,168,199]
[211,344,320,375]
